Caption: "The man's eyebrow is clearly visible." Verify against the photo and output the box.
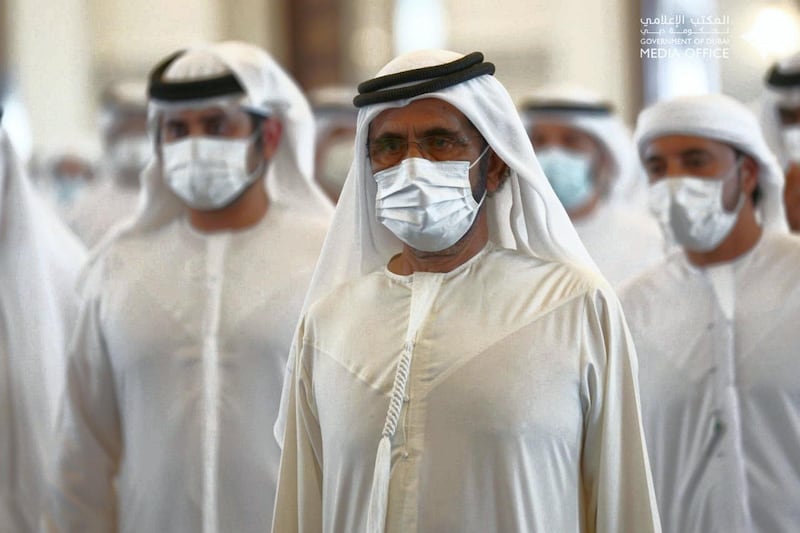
[368,131,406,144]
[644,154,665,165]
[416,126,462,138]
[680,148,712,159]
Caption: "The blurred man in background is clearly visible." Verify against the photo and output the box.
[66,80,150,246]
[622,93,799,533]
[760,52,800,232]
[308,85,358,203]
[47,41,332,533]
[520,84,664,286]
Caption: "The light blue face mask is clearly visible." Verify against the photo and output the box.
[53,179,87,207]
[536,147,596,211]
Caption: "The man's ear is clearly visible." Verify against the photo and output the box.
[741,154,758,196]
[593,149,613,196]
[260,117,283,160]
[486,149,509,193]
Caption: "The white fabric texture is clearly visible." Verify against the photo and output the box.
[620,231,800,533]
[46,41,331,533]
[0,130,86,532]
[63,178,139,246]
[47,209,328,533]
[572,202,665,286]
[521,83,665,286]
[272,49,660,533]
[273,244,661,533]
[634,93,788,234]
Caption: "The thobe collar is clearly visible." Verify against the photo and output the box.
[382,241,496,283]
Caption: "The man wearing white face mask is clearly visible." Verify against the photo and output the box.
[272,50,660,533]
[520,84,664,286]
[620,93,800,533]
[46,42,332,533]
[65,80,150,246]
[759,52,800,232]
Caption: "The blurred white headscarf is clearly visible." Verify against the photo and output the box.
[635,93,788,233]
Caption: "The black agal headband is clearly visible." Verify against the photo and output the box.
[521,100,614,116]
[353,52,495,108]
[148,50,245,102]
[765,63,800,89]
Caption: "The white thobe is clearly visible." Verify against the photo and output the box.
[619,231,800,533]
[48,205,328,533]
[273,243,661,533]
[64,178,139,246]
[573,203,665,287]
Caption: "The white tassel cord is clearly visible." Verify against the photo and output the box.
[366,435,393,532]
[365,274,444,532]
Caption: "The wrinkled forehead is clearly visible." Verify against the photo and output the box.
[367,97,477,138]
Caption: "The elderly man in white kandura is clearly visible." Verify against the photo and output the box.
[272,49,661,533]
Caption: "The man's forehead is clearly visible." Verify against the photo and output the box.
[644,134,733,158]
[160,104,246,122]
[368,98,472,136]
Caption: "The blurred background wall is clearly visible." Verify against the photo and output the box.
[1,0,799,162]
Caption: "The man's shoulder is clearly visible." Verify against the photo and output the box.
[306,270,387,317]
[477,247,613,323]
[487,246,607,294]
[618,250,683,301]
[758,230,800,261]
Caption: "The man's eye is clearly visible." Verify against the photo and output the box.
[165,122,188,139]
[423,136,455,152]
[645,162,664,177]
[373,139,404,154]
[206,119,227,135]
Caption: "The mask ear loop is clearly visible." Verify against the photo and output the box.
[246,121,269,180]
[468,144,491,169]
[467,144,492,204]
[725,152,746,215]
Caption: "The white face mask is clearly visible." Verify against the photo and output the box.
[373,146,489,252]
[781,125,800,164]
[648,162,743,253]
[162,133,263,210]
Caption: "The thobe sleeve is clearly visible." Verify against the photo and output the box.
[579,287,662,533]
[272,319,324,533]
[45,293,122,533]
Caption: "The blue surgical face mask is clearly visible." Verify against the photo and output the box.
[536,147,595,211]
